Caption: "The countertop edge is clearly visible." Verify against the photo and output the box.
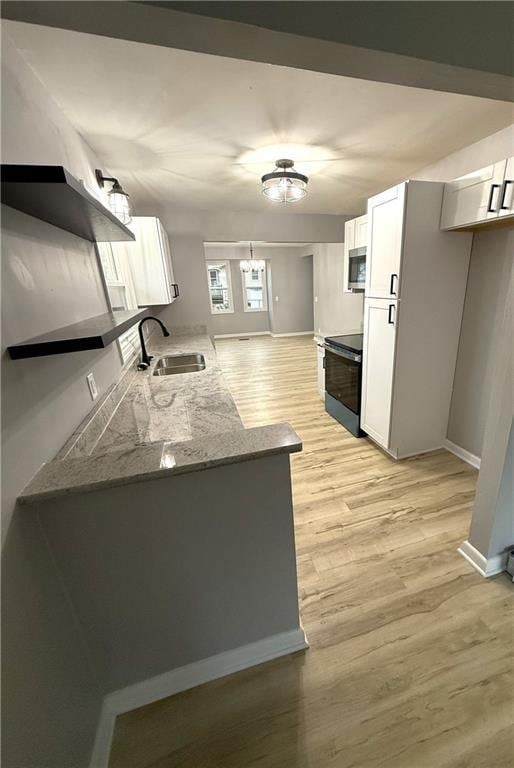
[19,423,302,505]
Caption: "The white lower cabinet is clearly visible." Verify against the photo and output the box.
[316,341,325,397]
[361,298,397,449]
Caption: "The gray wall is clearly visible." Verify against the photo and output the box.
[413,125,514,459]
[313,243,364,337]
[468,252,513,561]
[2,34,119,768]
[488,420,514,559]
[267,250,313,335]
[37,454,301,691]
[159,242,319,337]
[204,249,270,336]
[447,229,513,457]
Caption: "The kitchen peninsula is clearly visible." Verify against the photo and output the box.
[18,329,307,722]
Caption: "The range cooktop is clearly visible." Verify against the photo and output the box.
[325,333,364,354]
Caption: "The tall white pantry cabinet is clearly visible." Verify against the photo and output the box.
[361,180,472,459]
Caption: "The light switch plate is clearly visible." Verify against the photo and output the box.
[86,372,98,401]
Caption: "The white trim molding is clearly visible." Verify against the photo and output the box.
[214,331,314,339]
[458,540,507,578]
[271,331,314,338]
[214,331,270,339]
[443,439,481,469]
[89,627,308,768]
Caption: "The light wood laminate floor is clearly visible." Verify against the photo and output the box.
[109,335,513,768]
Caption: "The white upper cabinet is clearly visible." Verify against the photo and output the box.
[497,157,514,219]
[343,214,367,293]
[366,183,405,299]
[355,214,368,248]
[440,158,513,229]
[120,217,179,307]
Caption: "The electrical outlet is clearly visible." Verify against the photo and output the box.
[86,372,98,401]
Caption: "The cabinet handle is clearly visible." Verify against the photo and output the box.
[388,304,395,325]
[487,183,501,213]
[172,283,180,298]
[322,355,326,369]
[389,273,398,296]
[499,179,513,210]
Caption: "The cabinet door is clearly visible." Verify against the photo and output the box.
[361,297,398,449]
[316,343,325,396]
[497,157,514,219]
[126,218,175,306]
[354,214,367,248]
[343,218,356,294]
[156,220,178,299]
[440,161,506,229]
[366,184,405,299]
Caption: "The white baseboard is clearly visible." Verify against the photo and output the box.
[443,439,481,469]
[89,627,308,768]
[214,331,314,339]
[458,540,507,578]
[271,331,314,338]
[214,331,270,339]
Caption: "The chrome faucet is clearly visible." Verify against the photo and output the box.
[137,316,170,370]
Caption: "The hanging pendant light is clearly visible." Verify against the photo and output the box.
[261,159,308,203]
[240,242,265,273]
[95,168,132,225]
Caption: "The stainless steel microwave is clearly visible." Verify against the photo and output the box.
[348,246,366,291]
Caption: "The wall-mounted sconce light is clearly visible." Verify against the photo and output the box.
[95,169,131,225]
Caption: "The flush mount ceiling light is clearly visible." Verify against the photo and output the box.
[95,169,132,225]
[240,242,265,273]
[261,159,308,203]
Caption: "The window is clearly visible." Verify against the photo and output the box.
[97,242,140,365]
[241,263,268,312]
[206,261,234,314]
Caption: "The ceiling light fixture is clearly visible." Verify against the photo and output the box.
[240,242,265,273]
[261,159,308,203]
[95,169,132,225]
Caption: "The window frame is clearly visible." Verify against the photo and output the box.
[241,262,268,313]
[205,259,234,315]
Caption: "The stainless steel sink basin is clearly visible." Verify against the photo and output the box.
[153,353,206,376]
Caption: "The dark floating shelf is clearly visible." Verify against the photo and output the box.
[8,309,148,360]
[1,165,136,243]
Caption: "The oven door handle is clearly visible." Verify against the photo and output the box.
[323,344,361,363]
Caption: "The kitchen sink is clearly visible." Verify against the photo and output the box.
[153,353,206,376]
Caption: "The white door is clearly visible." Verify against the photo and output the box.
[343,218,356,294]
[497,157,514,219]
[440,161,506,229]
[366,184,405,299]
[361,297,398,449]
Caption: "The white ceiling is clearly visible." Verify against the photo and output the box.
[6,21,514,215]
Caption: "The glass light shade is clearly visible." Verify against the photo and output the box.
[240,259,265,272]
[108,190,131,225]
[262,175,307,203]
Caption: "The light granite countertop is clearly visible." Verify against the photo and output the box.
[92,333,243,455]
[20,331,302,503]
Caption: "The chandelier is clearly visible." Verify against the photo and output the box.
[261,159,308,203]
[240,242,265,273]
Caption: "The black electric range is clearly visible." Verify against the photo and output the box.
[323,333,365,437]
